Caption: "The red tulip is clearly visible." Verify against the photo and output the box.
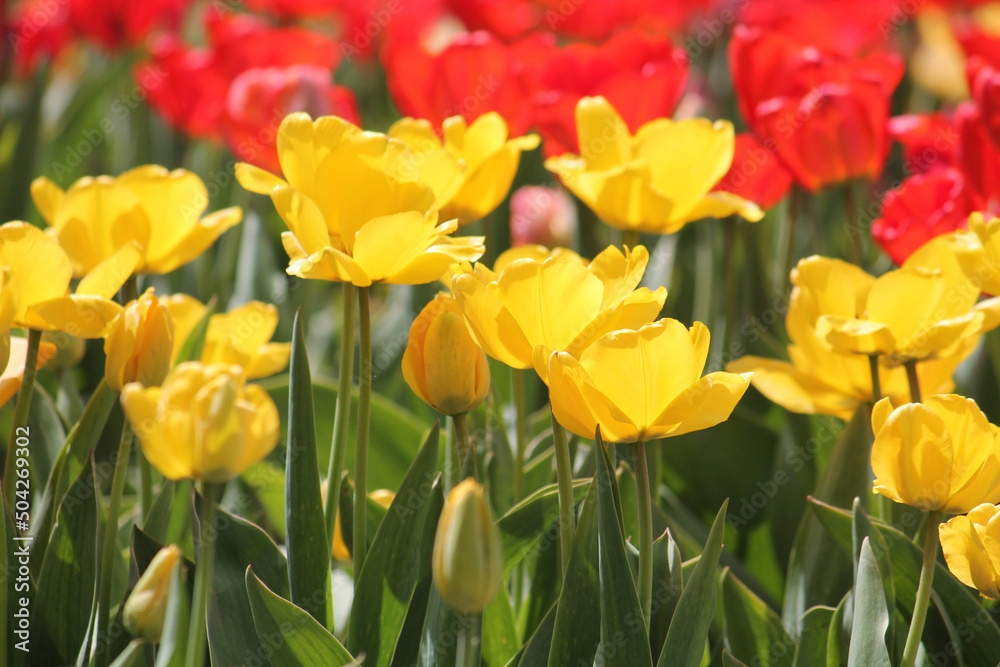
[532,28,688,157]
[239,0,340,20]
[383,30,545,137]
[968,56,1000,150]
[713,134,794,210]
[955,100,1000,208]
[872,169,972,265]
[68,0,189,52]
[8,0,73,71]
[887,113,959,174]
[532,0,716,41]
[445,0,539,41]
[223,65,360,174]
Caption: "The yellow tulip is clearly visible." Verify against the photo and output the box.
[727,256,973,419]
[909,7,969,101]
[162,295,291,380]
[492,245,585,273]
[432,478,502,613]
[121,363,280,483]
[798,245,1000,364]
[544,96,763,234]
[389,113,540,225]
[939,503,1000,600]
[544,319,752,443]
[0,336,57,409]
[235,113,484,286]
[104,288,174,393]
[402,293,490,416]
[951,213,1000,295]
[870,395,1000,513]
[451,244,666,373]
[32,166,242,275]
[0,222,139,337]
[123,544,182,643]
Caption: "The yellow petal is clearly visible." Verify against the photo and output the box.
[30,176,66,226]
[76,241,142,297]
[561,287,666,364]
[287,246,372,286]
[871,402,953,511]
[547,350,635,443]
[244,343,292,380]
[269,186,332,255]
[234,162,287,194]
[0,222,72,325]
[494,246,584,273]
[727,356,859,420]
[588,245,649,310]
[451,273,533,369]
[651,371,752,438]
[817,315,896,356]
[123,384,193,480]
[26,295,123,337]
[384,233,486,285]
[575,96,632,171]
[144,207,243,274]
[872,396,896,435]
[162,294,207,363]
[682,191,763,224]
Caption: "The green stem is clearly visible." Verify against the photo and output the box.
[457,613,482,667]
[187,482,222,667]
[904,360,922,403]
[512,368,527,503]
[324,283,356,555]
[550,413,576,576]
[775,188,800,293]
[901,511,940,667]
[139,458,152,524]
[96,420,133,667]
[453,413,476,481]
[723,218,740,355]
[632,441,653,629]
[353,286,372,578]
[844,183,864,267]
[868,355,882,402]
[622,229,641,249]
[4,328,42,506]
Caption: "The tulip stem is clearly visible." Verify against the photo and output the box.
[843,182,864,267]
[904,360,922,403]
[95,418,133,667]
[550,413,576,576]
[623,230,641,249]
[453,413,476,480]
[901,510,940,667]
[187,482,222,667]
[868,355,881,402]
[632,440,653,630]
[457,612,482,667]
[512,368,527,503]
[4,328,42,507]
[324,283,356,557]
[353,286,372,579]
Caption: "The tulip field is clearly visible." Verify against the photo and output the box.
[7,0,1000,666]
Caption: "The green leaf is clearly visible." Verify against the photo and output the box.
[482,586,518,667]
[722,650,750,667]
[783,405,872,630]
[826,595,850,667]
[4,498,29,667]
[415,585,466,667]
[35,456,100,665]
[792,606,835,667]
[0,64,46,222]
[648,529,683,660]
[141,480,177,544]
[722,568,793,667]
[197,495,289,667]
[850,499,894,660]
[349,423,444,667]
[108,639,146,667]
[810,499,1000,666]
[496,479,591,578]
[285,311,329,625]
[240,462,286,540]
[658,499,729,667]
[153,552,189,667]
[26,383,66,495]
[246,567,355,665]
[594,433,653,667]
[513,603,557,667]
[846,538,891,667]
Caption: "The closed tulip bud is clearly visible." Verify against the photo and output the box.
[871,395,1000,514]
[432,479,502,613]
[105,288,174,393]
[939,503,1000,599]
[402,293,489,416]
[124,545,182,643]
[122,363,279,483]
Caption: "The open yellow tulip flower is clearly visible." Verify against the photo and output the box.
[32,166,242,275]
[544,96,763,234]
[951,213,1000,295]
[104,288,174,393]
[544,319,752,443]
[389,112,540,225]
[0,222,139,337]
[728,256,973,419]
[162,295,291,380]
[939,503,1000,600]
[235,112,484,286]
[402,292,490,416]
[121,362,280,483]
[798,244,1000,364]
[871,395,1000,513]
[451,244,666,373]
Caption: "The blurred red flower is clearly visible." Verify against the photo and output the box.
[532,28,688,157]
[968,56,1000,149]
[68,0,189,52]
[730,25,903,192]
[7,0,74,71]
[445,0,539,41]
[713,133,794,210]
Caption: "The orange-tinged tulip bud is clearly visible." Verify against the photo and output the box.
[122,363,279,483]
[432,479,502,613]
[939,503,1000,599]
[123,544,182,643]
[105,288,174,393]
[402,293,490,416]
[871,395,1000,513]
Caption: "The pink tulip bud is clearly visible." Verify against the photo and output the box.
[509,186,577,249]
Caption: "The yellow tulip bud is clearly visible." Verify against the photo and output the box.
[939,503,1000,599]
[432,479,501,613]
[402,293,490,416]
[121,362,279,483]
[124,544,182,642]
[105,288,174,393]
[871,395,1000,513]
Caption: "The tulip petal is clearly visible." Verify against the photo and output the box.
[939,514,983,591]
[144,206,243,274]
[547,351,635,442]
[871,396,895,435]
[871,402,953,511]
[287,246,371,286]
[162,294,207,364]
[451,273,533,369]
[270,186,332,255]
[651,371,752,438]
[0,337,56,409]
[817,315,896,355]
[728,356,859,420]
[234,162,287,194]
[383,234,486,285]
[576,96,632,171]
[123,385,192,480]
[588,245,649,310]
[26,295,123,337]
[76,241,142,297]
[244,343,292,380]
[0,222,73,325]
[30,177,66,226]
[562,287,667,363]
[682,191,764,224]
